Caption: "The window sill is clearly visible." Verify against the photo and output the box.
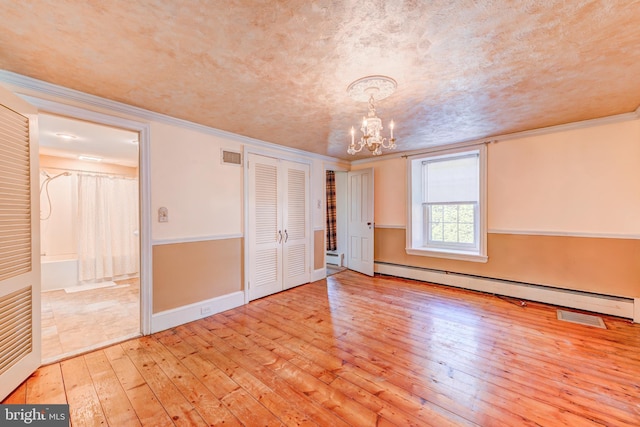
[405,247,488,263]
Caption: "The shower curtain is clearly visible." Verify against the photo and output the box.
[77,174,139,282]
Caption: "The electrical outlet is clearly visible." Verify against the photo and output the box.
[200,306,212,316]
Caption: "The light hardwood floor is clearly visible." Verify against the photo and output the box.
[41,278,140,363]
[5,270,640,426]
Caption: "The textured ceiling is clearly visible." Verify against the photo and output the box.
[2,1,640,160]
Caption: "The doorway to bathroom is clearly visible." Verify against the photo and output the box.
[38,113,141,363]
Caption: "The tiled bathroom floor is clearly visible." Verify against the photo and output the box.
[41,277,140,363]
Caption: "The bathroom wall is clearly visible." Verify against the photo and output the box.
[39,154,138,258]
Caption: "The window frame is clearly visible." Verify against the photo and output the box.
[406,144,487,262]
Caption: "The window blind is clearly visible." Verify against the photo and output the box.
[424,153,479,203]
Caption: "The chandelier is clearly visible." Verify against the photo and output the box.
[347,75,397,156]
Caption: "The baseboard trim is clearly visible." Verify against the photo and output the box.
[375,262,635,320]
[151,291,245,333]
[312,268,326,282]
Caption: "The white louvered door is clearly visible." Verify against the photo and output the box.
[282,162,309,289]
[248,155,282,300]
[0,86,40,401]
[248,154,309,300]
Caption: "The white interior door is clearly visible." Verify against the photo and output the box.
[282,160,309,289]
[248,154,282,300]
[0,85,41,400]
[347,168,374,276]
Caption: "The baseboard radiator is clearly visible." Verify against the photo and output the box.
[375,262,635,319]
[326,252,344,267]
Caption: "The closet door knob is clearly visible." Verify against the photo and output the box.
[278,230,283,243]
[284,229,289,242]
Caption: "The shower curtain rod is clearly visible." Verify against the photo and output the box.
[41,166,137,179]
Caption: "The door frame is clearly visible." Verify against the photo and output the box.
[23,95,153,335]
[323,164,349,272]
[0,85,41,400]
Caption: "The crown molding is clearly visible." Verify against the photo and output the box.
[2,70,637,168]
[491,111,640,143]
[0,70,343,164]
[350,139,488,165]
[350,109,640,165]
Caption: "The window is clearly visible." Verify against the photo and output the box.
[407,146,487,262]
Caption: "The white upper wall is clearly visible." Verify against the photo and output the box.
[150,122,244,241]
[353,118,640,238]
[351,157,406,227]
[488,119,640,236]
[0,75,341,246]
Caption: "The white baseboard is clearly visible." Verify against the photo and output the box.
[312,268,326,282]
[151,291,245,333]
[375,263,635,320]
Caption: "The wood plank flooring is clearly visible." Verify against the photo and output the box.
[5,270,640,426]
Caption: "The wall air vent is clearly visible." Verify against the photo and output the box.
[221,149,242,166]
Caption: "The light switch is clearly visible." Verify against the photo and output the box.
[158,207,168,222]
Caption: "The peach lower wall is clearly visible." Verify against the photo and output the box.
[314,229,324,270]
[355,118,640,299]
[375,227,640,298]
[152,238,243,313]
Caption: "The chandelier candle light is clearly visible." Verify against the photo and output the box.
[347,75,397,156]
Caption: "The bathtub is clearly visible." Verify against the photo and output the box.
[41,254,79,291]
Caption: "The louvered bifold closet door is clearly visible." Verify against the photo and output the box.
[248,154,283,301]
[0,106,31,282]
[282,161,309,289]
[0,287,31,375]
[0,92,40,402]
